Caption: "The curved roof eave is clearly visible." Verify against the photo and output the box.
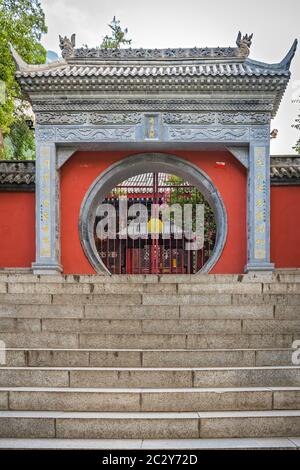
[9,43,67,73]
[246,39,298,72]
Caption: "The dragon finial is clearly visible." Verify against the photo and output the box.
[59,34,76,59]
[236,32,253,58]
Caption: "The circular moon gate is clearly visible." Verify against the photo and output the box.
[79,153,228,275]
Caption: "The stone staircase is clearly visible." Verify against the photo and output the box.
[0,271,299,448]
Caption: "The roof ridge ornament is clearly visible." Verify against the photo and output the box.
[59,33,76,59]
[236,32,253,58]
[69,33,254,60]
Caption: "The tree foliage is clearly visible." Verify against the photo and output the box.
[165,175,216,255]
[101,16,132,49]
[0,0,47,159]
[293,112,300,154]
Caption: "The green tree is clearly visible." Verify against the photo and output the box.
[0,0,47,159]
[101,16,132,49]
[165,175,216,256]
[293,112,300,153]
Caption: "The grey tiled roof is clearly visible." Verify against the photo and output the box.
[10,39,297,119]
[0,161,35,190]
[15,61,291,79]
[114,173,191,194]
[270,156,300,184]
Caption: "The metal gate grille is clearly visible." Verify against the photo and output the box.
[94,172,216,274]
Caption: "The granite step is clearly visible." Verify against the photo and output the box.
[0,332,295,349]
[0,304,297,321]
[0,437,299,449]
[0,318,300,335]
[3,281,265,295]
[0,386,300,412]
[0,271,299,285]
[0,410,300,439]
[0,292,300,307]
[0,366,299,388]
[0,348,295,368]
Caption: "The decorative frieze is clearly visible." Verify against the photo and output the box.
[32,99,274,114]
[218,113,270,125]
[163,113,216,125]
[36,126,136,142]
[56,127,135,142]
[36,112,142,126]
[168,127,249,142]
[89,113,142,125]
[36,113,86,125]
[163,112,270,125]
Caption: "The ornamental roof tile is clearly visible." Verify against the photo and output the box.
[0,161,35,190]
[14,61,292,79]
[270,155,300,183]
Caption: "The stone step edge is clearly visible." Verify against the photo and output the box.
[0,437,298,449]
[1,386,300,393]
[1,366,299,371]
[0,273,274,281]
[0,347,294,353]
[1,410,300,418]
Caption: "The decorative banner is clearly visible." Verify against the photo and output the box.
[253,146,267,260]
[39,146,51,258]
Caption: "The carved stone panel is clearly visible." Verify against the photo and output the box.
[250,126,270,141]
[55,127,136,142]
[36,113,142,126]
[163,112,270,126]
[36,126,136,143]
[163,113,216,125]
[167,126,250,142]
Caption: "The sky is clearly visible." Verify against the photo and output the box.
[40,0,300,155]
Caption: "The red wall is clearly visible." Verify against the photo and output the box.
[271,186,300,268]
[60,151,247,274]
[0,192,35,268]
[1,157,299,273]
